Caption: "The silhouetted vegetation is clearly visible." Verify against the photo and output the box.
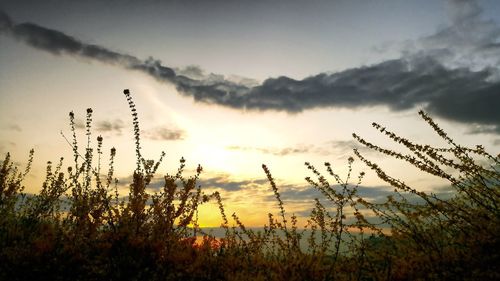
[0,89,498,280]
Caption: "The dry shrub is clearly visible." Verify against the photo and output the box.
[0,89,498,281]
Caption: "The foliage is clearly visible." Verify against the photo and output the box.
[0,89,498,281]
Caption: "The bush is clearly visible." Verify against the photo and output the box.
[0,89,498,280]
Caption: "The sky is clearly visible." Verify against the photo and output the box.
[0,0,499,227]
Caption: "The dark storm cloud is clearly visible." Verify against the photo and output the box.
[12,22,141,66]
[174,65,206,80]
[1,1,499,133]
[0,9,12,31]
[0,10,167,76]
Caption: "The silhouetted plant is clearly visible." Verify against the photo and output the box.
[351,110,499,280]
[0,90,497,281]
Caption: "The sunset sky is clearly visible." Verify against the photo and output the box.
[1,0,499,226]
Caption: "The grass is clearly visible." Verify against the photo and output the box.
[0,89,498,281]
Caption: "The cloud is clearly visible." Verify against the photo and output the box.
[199,175,268,192]
[197,175,399,205]
[0,10,12,31]
[227,140,374,158]
[0,140,16,155]
[320,140,376,157]
[174,65,206,80]
[144,126,185,141]
[1,3,499,133]
[199,174,394,206]
[465,123,499,135]
[72,118,124,134]
[95,119,124,134]
[226,144,312,156]
[8,124,22,132]
[1,123,22,132]
[139,172,268,192]
[114,171,458,224]
[273,184,323,202]
[274,184,393,204]
[419,0,500,71]
[72,118,85,130]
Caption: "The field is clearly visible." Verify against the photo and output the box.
[0,90,498,281]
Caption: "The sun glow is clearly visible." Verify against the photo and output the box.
[192,143,237,174]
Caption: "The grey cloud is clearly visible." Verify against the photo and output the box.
[278,184,456,210]
[274,185,323,202]
[1,124,22,132]
[199,175,268,192]
[320,140,375,157]
[10,22,142,67]
[0,140,16,155]
[227,144,312,156]
[1,5,499,133]
[130,57,176,80]
[419,0,500,71]
[73,118,124,134]
[9,124,21,132]
[122,172,268,192]
[261,184,403,210]
[226,75,260,88]
[0,12,164,77]
[0,9,12,31]
[174,65,205,80]
[355,185,457,204]
[96,119,124,134]
[273,146,311,156]
[283,184,393,203]
[465,123,499,135]
[355,186,396,202]
[116,173,458,218]
[227,140,375,158]
[145,126,185,141]
[447,0,481,23]
[74,119,85,130]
